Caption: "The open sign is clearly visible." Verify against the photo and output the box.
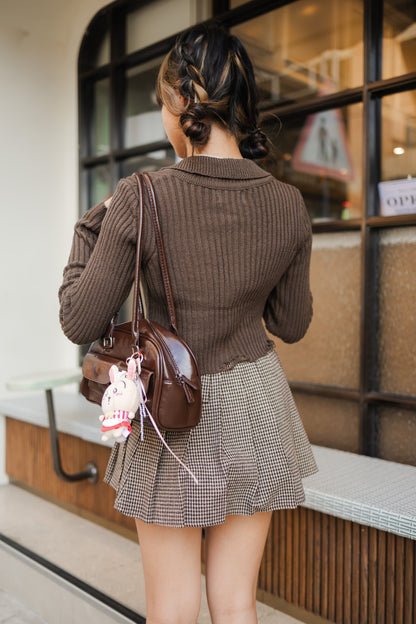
[378,178,416,216]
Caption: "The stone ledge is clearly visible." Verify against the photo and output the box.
[302,445,416,540]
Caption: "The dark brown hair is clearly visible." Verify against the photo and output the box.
[157,24,268,159]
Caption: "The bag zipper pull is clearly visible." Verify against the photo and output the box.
[176,374,195,404]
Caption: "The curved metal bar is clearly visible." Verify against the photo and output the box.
[45,390,98,484]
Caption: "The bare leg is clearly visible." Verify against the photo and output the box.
[135,519,202,624]
[205,512,272,624]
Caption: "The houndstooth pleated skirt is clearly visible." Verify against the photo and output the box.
[104,349,318,527]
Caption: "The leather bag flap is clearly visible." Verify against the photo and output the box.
[82,353,127,384]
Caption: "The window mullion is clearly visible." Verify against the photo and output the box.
[360,0,384,457]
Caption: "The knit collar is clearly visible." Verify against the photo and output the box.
[169,156,271,180]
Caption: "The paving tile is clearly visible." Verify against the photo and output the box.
[0,485,304,623]
[0,590,46,624]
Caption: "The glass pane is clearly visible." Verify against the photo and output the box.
[124,60,166,149]
[92,78,110,156]
[79,15,110,72]
[383,1,416,79]
[121,149,177,177]
[231,0,363,107]
[293,393,360,453]
[275,231,361,389]
[377,227,416,396]
[90,165,111,207]
[127,0,212,54]
[379,91,416,217]
[93,30,110,67]
[263,103,363,221]
[377,406,416,467]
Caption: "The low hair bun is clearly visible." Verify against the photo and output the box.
[239,128,268,160]
[180,103,211,147]
[158,25,269,157]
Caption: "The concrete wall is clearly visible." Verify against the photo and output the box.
[0,0,109,482]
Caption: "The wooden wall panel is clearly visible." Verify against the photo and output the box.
[6,418,416,624]
[258,507,416,624]
[404,538,414,624]
[5,418,136,534]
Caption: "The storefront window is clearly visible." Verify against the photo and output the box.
[377,227,416,397]
[92,78,110,156]
[121,149,176,177]
[90,165,111,207]
[294,393,360,453]
[263,103,363,221]
[277,231,361,390]
[79,15,110,72]
[93,30,110,67]
[124,60,165,149]
[377,406,416,466]
[383,0,416,79]
[231,0,364,107]
[126,0,211,53]
[79,0,416,465]
[379,90,416,217]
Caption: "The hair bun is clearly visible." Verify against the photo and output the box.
[180,103,211,147]
[158,25,270,159]
[239,128,268,159]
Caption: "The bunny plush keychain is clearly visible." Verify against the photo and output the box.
[99,355,199,483]
[99,359,140,442]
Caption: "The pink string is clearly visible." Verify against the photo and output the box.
[136,367,198,485]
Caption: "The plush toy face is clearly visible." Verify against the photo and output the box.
[101,361,141,415]
[102,377,140,414]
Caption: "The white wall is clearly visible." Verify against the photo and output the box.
[0,0,110,481]
[0,0,109,390]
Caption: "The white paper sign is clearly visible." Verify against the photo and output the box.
[378,178,416,216]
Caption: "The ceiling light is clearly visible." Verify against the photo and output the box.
[301,5,318,17]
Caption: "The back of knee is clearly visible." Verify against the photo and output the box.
[146,594,201,624]
[207,588,257,621]
[208,601,257,622]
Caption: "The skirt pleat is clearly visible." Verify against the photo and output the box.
[104,349,318,527]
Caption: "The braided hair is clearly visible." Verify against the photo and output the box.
[156,25,268,159]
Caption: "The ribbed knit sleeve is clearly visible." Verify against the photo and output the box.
[263,189,313,343]
[58,178,139,345]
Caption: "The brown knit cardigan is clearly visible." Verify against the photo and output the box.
[59,156,313,374]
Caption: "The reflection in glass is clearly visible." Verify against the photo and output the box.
[262,104,362,221]
[379,91,416,216]
[121,149,177,177]
[231,0,363,107]
[127,0,211,54]
[377,407,416,467]
[92,78,110,156]
[377,227,416,397]
[275,232,361,389]
[383,1,416,79]
[124,61,166,149]
[90,165,111,207]
[293,393,360,453]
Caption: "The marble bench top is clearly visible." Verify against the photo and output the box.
[6,369,82,392]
